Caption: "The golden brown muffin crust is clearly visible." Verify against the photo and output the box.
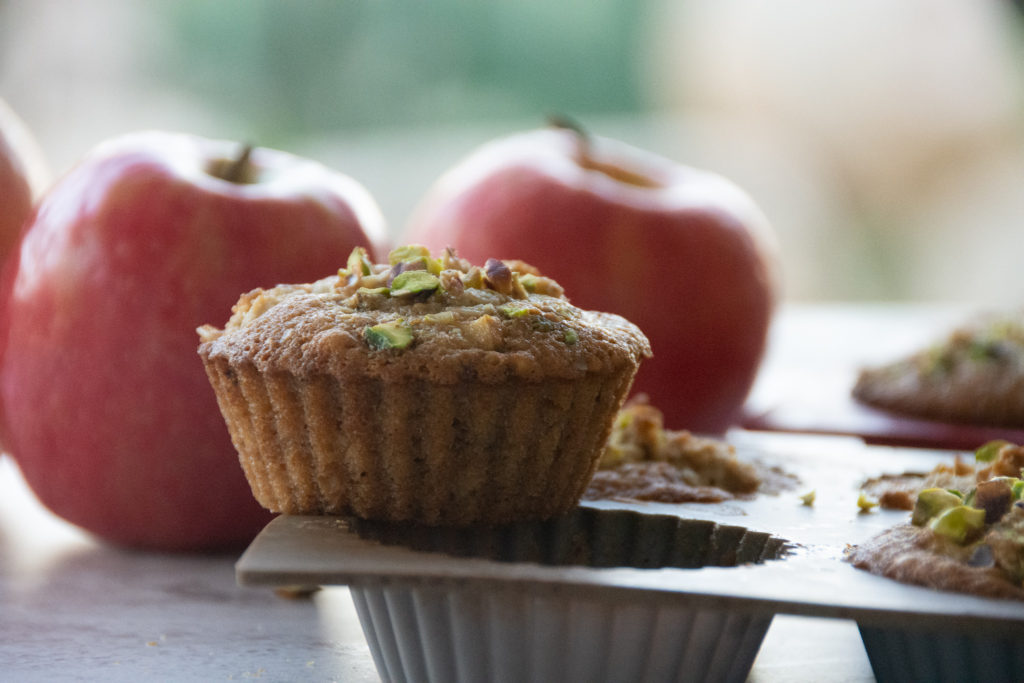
[199,249,651,385]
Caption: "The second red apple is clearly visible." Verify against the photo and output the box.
[405,125,779,433]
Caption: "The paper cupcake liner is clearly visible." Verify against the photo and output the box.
[203,356,637,525]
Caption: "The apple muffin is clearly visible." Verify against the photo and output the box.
[846,440,1024,601]
[197,245,651,525]
[852,310,1024,427]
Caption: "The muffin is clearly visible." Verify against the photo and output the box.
[584,397,773,504]
[846,440,1024,600]
[197,245,651,526]
[852,310,1024,427]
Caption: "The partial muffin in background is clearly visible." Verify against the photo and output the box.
[853,311,1024,428]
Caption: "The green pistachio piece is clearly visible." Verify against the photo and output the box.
[519,273,540,293]
[912,488,965,526]
[975,439,1012,463]
[1013,479,1024,501]
[928,505,986,545]
[498,303,532,318]
[357,287,389,297]
[346,246,373,277]
[388,244,431,265]
[364,320,414,350]
[387,245,441,275]
[389,271,440,297]
[517,272,564,298]
[562,328,579,345]
[800,490,816,507]
[857,492,879,512]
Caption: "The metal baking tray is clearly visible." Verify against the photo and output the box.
[237,432,1024,683]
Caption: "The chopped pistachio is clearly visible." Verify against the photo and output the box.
[975,439,1011,463]
[800,490,816,507]
[518,273,564,298]
[484,258,514,294]
[1013,479,1024,501]
[509,272,529,299]
[357,286,389,297]
[387,245,441,276]
[345,246,373,278]
[519,273,540,293]
[857,491,879,512]
[438,270,465,296]
[389,271,440,297]
[387,244,431,265]
[498,302,532,318]
[929,505,985,545]
[364,320,414,350]
[440,246,464,270]
[911,488,963,526]
[974,478,1015,524]
[562,328,579,345]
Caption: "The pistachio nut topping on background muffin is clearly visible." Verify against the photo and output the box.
[198,245,651,526]
[846,440,1024,600]
[853,311,1024,428]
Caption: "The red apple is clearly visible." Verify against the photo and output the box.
[0,98,48,264]
[404,124,779,433]
[0,131,388,551]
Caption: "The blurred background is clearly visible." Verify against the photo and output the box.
[2,0,1024,304]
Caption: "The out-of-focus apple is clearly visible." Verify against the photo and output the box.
[0,99,48,262]
[405,123,779,433]
[0,131,388,551]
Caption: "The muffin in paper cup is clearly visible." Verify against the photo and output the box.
[198,245,651,525]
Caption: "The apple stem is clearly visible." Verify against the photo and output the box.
[547,114,592,166]
[222,144,255,184]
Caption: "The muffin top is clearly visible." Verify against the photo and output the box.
[198,245,651,384]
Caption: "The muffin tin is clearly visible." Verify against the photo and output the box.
[237,431,1024,682]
